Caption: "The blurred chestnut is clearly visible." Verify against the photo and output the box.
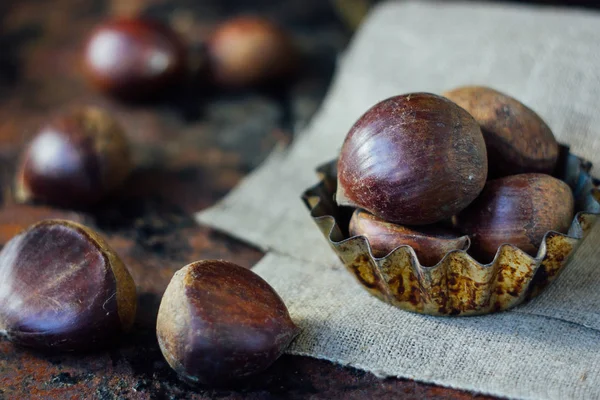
[206,16,297,88]
[349,209,469,266]
[15,107,132,207]
[83,18,186,99]
[0,219,137,351]
[336,93,488,225]
[443,86,558,178]
[454,173,574,263]
[157,260,299,385]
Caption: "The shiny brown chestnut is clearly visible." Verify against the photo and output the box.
[15,107,132,207]
[206,16,297,88]
[336,93,488,225]
[349,209,469,266]
[83,18,186,99]
[0,219,137,351]
[443,86,559,178]
[156,260,299,385]
[454,173,574,264]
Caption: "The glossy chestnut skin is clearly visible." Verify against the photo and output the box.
[0,219,137,351]
[349,209,469,266]
[207,16,297,88]
[336,93,488,225]
[83,18,186,99]
[443,86,559,178]
[454,173,574,264]
[15,107,132,207]
[157,260,299,385]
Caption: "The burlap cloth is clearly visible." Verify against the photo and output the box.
[197,1,600,398]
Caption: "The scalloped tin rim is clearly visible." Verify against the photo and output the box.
[311,210,595,270]
[302,147,600,316]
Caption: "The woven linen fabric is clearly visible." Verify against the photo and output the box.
[197,1,600,398]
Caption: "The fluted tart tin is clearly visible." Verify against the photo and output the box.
[301,145,599,316]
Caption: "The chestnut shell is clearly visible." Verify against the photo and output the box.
[454,173,574,263]
[336,93,488,225]
[0,219,137,351]
[83,18,187,99]
[156,260,299,385]
[443,86,559,178]
[349,209,469,266]
[206,16,297,88]
[15,107,132,207]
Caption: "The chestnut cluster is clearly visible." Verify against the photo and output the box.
[82,15,298,98]
[338,87,574,265]
[3,13,301,387]
[17,16,297,209]
[0,219,298,384]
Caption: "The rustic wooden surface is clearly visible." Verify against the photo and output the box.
[2,0,593,398]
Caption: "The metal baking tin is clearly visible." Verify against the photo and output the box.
[301,145,599,316]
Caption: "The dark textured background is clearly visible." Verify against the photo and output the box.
[0,0,595,398]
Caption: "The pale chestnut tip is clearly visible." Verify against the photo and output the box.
[334,182,353,208]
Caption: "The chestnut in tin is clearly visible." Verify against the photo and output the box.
[443,86,559,178]
[156,260,299,385]
[0,219,137,351]
[83,18,186,99]
[454,173,574,263]
[349,209,469,266]
[336,93,488,225]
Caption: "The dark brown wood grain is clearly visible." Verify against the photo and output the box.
[0,0,574,398]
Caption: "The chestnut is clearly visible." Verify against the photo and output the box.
[442,86,559,178]
[156,260,299,385]
[83,18,186,99]
[206,16,297,88]
[15,107,132,207]
[454,173,574,263]
[336,93,488,225]
[0,219,137,351]
[349,209,469,266]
